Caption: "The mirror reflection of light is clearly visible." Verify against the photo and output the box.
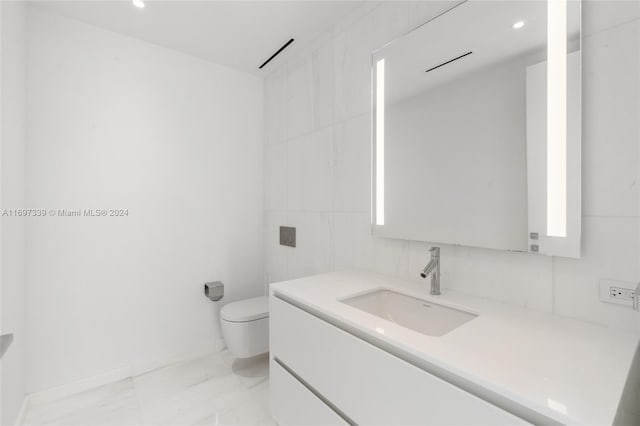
[132,0,145,8]
[375,59,385,226]
[547,0,567,238]
[512,21,525,29]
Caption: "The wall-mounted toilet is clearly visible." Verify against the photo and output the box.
[220,296,269,358]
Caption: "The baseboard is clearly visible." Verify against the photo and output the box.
[27,365,132,406]
[131,343,218,376]
[25,344,223,407]
[14,395,30,426]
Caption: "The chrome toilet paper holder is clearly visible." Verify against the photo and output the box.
[204,281,224,302]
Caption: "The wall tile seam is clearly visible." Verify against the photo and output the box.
[266,5,389,148]
[328,1,385,129]
[267,209,371,215]
[265,7,640,93]
[331,209,371,215]
[582,15,640,41]
[270,17,640,146]
[284,34,332,73]
[331,1,386,42]
[264,211,640,222]
[261,0,369,80]
[260,0,379,83]
[551,256,557,315]
[278,110,371,147]
[406,0,467,34]
[581,214,640,219]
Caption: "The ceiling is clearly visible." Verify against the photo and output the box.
[30,0,361,76]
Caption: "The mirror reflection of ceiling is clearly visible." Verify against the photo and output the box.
[377,0,580,105]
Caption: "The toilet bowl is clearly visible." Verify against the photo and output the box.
[220,296,269,358]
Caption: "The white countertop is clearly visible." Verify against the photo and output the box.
[270,270,640,425]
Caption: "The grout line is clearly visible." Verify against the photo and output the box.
[266,110,370,149]
[265,209,370,216]
[582,16,640,40]
[582,214,640,219]
[551,256,557,315]
[266,211,640,218]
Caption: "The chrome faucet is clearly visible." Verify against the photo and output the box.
[420,246,440,295]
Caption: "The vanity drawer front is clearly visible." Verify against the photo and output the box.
[271,296,529,425]
[270,359,348,426]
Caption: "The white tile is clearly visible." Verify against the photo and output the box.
[286,53,313,140]
[23,348,271,426]
[332,1,381,37]
[310,32,334,131]
[133,352,271,426]
[453,246,554,313]
[333,1,409,122]
[407,241,456,286]
[582,20,640,217]
[408,0,463,30]
[23,379,141,426]
[133,354,231,408]
[583,0,640,37]
[333,113,371,213]
[372,237,409,278]
[286,212,334,280]
[264,211,288,284]
[264,144,287,211]
[554,217,640,332]
[215,381,272,426]
[287,128,333,212]
[362,1,411,56]
[265,64,287,147]
[139,377,245,426]
[333,212,374,271]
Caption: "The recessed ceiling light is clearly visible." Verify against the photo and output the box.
[513,21,525,29]
[132,0,145,9]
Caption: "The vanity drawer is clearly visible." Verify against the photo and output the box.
[271,296,529,425]
[270,358,348,425]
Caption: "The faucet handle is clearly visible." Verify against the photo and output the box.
[429,246,440,257]
[634,282,640,311]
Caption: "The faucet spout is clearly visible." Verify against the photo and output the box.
[419,246,441,295]
[420,259,437,279]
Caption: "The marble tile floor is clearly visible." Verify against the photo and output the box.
[22,351,274,426]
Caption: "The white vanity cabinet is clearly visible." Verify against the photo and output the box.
[269,295,530,425]
[270,359,348,425]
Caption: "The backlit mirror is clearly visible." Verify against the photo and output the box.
[372,0,581,257]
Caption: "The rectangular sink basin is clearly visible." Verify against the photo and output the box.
[341,289,477,337]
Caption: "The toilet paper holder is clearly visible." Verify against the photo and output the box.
[204,281,224,302]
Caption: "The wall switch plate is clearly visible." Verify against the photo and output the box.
[279,226,296,247]
[599,279,637,307]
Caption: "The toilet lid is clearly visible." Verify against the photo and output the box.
[220,296,269,322]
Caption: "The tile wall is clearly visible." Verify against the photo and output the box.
[264,0,640,333]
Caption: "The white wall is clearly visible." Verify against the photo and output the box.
[1,1,28,423]
[264,0,640,331]
[26,8,264,392]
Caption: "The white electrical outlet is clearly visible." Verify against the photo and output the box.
[599,279,637,306]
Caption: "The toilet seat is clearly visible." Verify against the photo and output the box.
[221,296,269,323]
